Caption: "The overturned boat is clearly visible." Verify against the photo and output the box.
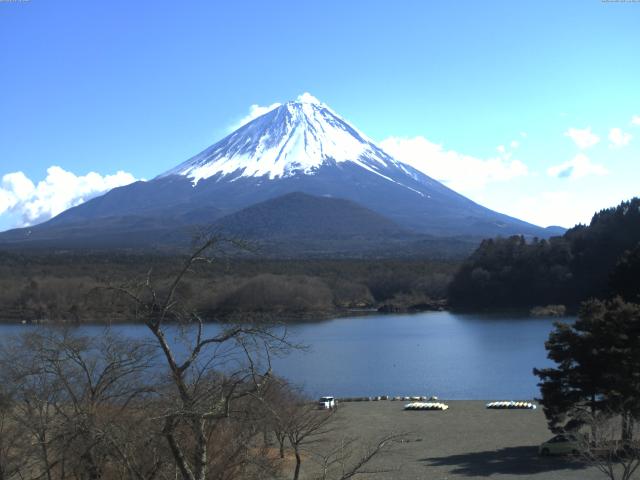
[486,401,536,409]
[404,402,449,411]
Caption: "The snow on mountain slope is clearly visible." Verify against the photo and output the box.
[0,94,556,250]
[161,95,421,192]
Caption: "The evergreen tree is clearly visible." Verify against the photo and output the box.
[534,298,640,440]
[611,243,640,303]
[449,197,640,310]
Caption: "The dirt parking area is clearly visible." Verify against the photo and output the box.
[309,400,605,480]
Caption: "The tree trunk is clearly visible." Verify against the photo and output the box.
[164,420,195,480]
[621,411,634,443]
[80,450,102,480]
[39,435,53,480]
[591,395,598,441]
[293,448,301,480]
[194,418,207,480]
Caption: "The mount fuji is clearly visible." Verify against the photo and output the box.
[0,95,559,254]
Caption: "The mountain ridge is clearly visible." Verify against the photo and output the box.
[0,95,562,253]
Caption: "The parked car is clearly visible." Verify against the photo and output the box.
[318,396,336,410]
[538,434,581,456]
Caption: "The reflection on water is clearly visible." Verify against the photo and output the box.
[0,311,569,400]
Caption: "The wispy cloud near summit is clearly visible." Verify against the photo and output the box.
[229,93,322,131]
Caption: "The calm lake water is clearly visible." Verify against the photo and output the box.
[0,311,569,400]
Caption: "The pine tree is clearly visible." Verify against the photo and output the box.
[534,298,640,440]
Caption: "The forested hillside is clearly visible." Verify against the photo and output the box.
[0,253,456,323]
[448,198,640,310]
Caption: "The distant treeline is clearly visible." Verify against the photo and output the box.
[448,197,640,310]
[0,252,458,323]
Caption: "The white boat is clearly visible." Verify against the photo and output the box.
[404,402,449,411]
[486,401,536,410]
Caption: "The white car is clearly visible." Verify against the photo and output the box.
[318,396,337,409]
[538,434,582,456]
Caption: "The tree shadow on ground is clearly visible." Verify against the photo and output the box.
[421,446,589,477]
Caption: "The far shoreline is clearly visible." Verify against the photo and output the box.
[0,303,575,326]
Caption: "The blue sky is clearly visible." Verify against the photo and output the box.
[1,0,639,230]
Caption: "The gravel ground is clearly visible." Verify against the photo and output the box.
[305,400,606,480]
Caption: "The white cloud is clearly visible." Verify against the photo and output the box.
[631,115,640,126]
[547,153,607,179]
[230,102,282,131]
[379,136,528,192]
[510,140,520,149]
[564,127,600,149]
[296,92,322,104]
[494,191,585,228]
[494,188,640,229]
[608,127,632,148]
[0,166,137,227]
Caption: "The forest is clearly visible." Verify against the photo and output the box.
[448,198,640,311]
[2,197,639,323]
[0,251,457,323]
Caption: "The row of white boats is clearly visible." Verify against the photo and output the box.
[403,402,449,411]
[402,400,538,411]
[485,401,537,409]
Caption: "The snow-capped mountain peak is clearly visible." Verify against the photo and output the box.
[1,95,553,247]
[161,96,412,185]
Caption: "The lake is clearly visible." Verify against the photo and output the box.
[273,311,565,399]
[0,311,568,400]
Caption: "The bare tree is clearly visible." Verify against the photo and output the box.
[0,235,404,480]
[0,328,158,480]
[112,234,291,480]
[259,384,403,480]
[309,433,404,480]
[258,377,299,460]
[578,411,640,480]
[0,388,26,480]
[244,373,336,480]
[284,401,335,480]
[98,401,169,480]
[1,337,69,480]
